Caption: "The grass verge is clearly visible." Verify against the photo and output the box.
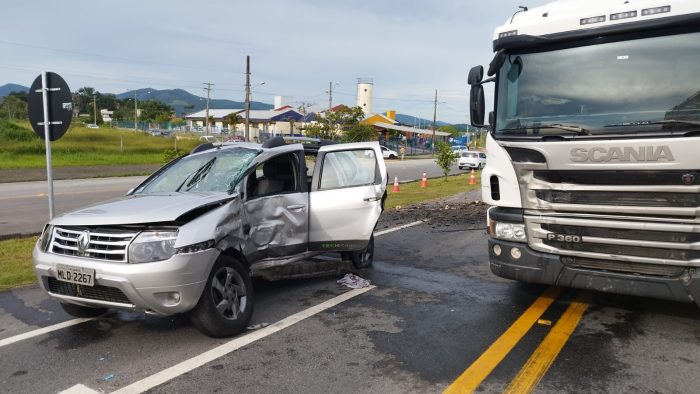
[0,173,481,291]
[385,173,480,210]
[0,237,38,291]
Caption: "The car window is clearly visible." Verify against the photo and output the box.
[319,149,376,189]
[247,153,299,198]
[480,153,486,159]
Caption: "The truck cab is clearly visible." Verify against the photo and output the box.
[469,0,700,306]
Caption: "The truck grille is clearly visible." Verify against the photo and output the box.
[50,227,138,262]
[516,168,700,268]
[47,277,132,305]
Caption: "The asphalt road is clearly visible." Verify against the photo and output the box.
[1,199,698,393]
[0,159,464,237]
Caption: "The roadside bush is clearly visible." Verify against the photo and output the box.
[0,120,35,142]
[435,141,457,179]
[163,149,180,163]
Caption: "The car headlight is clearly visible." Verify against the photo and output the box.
[38,224,54,252]
[491,221,527,242]
[128,230,178,263]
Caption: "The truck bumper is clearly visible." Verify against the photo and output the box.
[488,238,700,307]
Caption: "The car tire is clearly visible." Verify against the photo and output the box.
[349,234,374,269]
[389,154,396,159]
[60,302,107,318]
[189,255,254,338]
[458,166,463,170]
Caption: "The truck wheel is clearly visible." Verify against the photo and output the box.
[349,234,374,269]
[189,255,254,338]
[60,302,106,318]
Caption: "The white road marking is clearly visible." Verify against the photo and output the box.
[58,384,101,394]
[375,220,424,236]
[105,286,375,394]
[0,318,94,348]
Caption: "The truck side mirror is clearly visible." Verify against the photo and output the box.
[487,49,506,76]
[468,65,484,85]
[470,84,485,127]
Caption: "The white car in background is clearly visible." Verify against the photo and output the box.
[451,145,467,157]
[458,151,487,170]
[380,146,398,159]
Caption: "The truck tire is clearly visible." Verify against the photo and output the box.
[349,234,374,269]
[60,302,106,318]
[189,255,254,338]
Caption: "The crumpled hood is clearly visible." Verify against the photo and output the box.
[50,192,238,226]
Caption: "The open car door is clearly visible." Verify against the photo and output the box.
[308,142,387,252]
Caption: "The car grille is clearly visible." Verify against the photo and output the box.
[47,277,132,305]
[515,167,700,268]
[49,227,138,262]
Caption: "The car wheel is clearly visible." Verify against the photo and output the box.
[349,234,374,269]
[458,166,463,170]
[60,302,106,318]
[189,255,254,338]
[389,154,396,159]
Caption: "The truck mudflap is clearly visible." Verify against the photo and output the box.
[488,238,700,307]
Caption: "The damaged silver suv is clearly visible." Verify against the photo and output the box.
[33,137,387,337]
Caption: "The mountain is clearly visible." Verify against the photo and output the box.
[0,83,29,98]
[115,88,272,116]
[395,113,450,127]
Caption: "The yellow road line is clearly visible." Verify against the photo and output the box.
[504,292,591,394]
[444,286,563,394]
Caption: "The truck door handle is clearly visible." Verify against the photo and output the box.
[363,196,380,202]
[286,204,306,211]
[243,224,251,235]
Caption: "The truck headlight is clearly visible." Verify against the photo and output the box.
[129,230,178,263]
[491,222,527,242]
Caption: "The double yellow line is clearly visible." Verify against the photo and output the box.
[444,287,591,394]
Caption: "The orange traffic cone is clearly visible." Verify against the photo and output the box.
[393,176,400,192]
[469,169,477,185]
[421,172,428,188]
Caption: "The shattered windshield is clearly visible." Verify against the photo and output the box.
[495,32,700,137]
[133,147,260,195]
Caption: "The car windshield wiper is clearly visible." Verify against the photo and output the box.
[604,119,700,128]
[175,157,217,192]
[499,123,590,135]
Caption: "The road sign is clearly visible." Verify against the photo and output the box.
[28,72,72,141]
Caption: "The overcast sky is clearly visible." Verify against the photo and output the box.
[2,0,534,124]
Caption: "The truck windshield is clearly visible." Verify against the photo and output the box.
[133,147,259,194]
[495,31,700,137]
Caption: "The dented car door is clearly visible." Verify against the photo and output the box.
[241,151,308,262]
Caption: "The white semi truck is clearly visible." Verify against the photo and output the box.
[468,0,700,305]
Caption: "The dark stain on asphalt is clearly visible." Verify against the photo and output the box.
[11,370,28,377]
[0,290,57,327]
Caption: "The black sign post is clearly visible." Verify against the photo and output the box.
[27,72,72,219]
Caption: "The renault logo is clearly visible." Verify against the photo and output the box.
[681,173,695,185]
[76,230,90,256]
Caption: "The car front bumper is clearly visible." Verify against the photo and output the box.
[488,238,700,307]
[33,243,220,315]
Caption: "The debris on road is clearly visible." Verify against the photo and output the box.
[247,322,270,330]
[337,273,371,289]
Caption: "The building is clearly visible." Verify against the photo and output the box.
[185,107,304,140]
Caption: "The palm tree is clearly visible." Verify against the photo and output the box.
[225,113,241,137]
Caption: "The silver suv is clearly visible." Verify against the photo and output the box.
[33,137,387,337]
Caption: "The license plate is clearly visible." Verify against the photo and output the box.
[56,264,95,287]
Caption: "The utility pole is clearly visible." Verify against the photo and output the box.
[245,55,251,142]
[93,94,97,126]
[134,92,138,131]
[431,89,437,157]
[203,82,214,135]
[328,81,333,111]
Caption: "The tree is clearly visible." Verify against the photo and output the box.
[438,125,460,138]
[342,123,377,143]
[305,105,367,140]
[225,113,241,135]
[138,100,174,123]
[434,141,457,179]
[0,94,28,121]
